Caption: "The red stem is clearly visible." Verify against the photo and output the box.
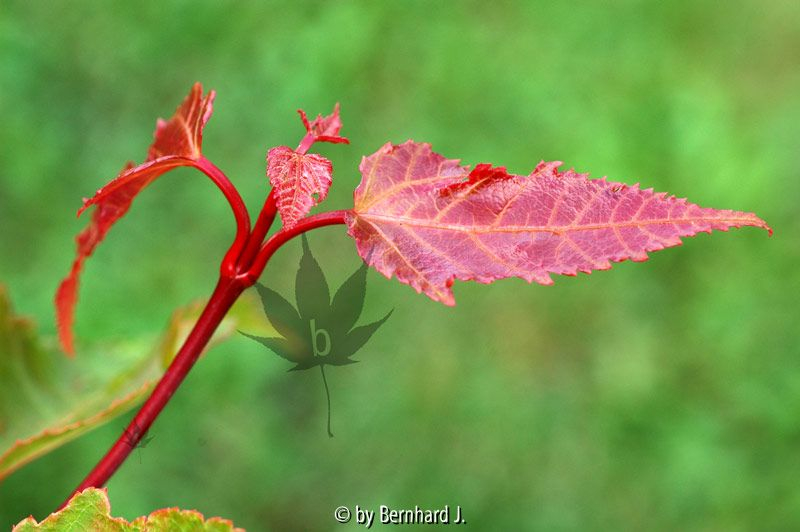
[65,275,245,503]
[241,210,349,283]
[63,207,349,507]
[236,190,277,271]
[194,157,252,276]
[296,132,316,155]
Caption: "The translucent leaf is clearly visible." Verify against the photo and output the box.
[56,83,215,355]
[347,141,772,304]
[267,147,333,228]
[265,104,348,228]
[297,103,348,144]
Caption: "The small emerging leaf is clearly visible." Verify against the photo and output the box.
[347,141,771,304]
[12,488,243,531]
[267,146,334,228]
[298,102,348,145]
[56,83,215,355]
[266,104,349,228]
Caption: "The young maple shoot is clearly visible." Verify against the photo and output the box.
[55,83,770,505]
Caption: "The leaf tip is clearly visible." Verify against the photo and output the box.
[297,108,311,131]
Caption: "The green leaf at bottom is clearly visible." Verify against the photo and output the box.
[13,487,244,531]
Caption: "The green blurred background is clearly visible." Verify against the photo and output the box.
[1,0,798,529]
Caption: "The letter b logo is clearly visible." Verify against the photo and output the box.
[309,319,331,357]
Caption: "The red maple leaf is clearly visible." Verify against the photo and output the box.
[346,141,771,305]
[267,146,333,229]
[55,83,215,355]
[267,104,348,229]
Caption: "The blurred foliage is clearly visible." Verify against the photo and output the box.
[0,0,798,530]
[0,285,262,483]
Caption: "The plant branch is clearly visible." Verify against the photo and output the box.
[236,189,277,271]
[194,157,252,275]
[243,210,349,283]
[62,275,245,507]
[63,209,349,507]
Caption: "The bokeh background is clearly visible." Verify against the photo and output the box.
[1,1,798,529]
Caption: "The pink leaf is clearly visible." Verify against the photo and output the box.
[267,146,333,228]
[297,103,348,145]
[346,141,771,305]
[266,104,348,228]
[56,83,215,355]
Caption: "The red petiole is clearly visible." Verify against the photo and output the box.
[241,209,349,284]
[194,156,252,276]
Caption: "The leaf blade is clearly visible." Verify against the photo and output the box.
[55,83,215,355]
[267,146,333,228]
[266,104,348,228]
[298,102,348,144]
[347,141,771,304]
